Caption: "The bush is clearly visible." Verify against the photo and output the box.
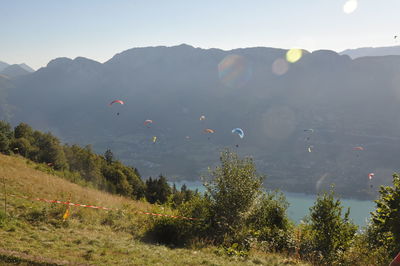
[144,194,212,246]
[366,173,400,262]
[246,192,294,252]
[300,188,358,264]
[204,149,264,243]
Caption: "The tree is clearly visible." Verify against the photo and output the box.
[0,121,13,153]
[32,132,67,170]
[14,123,33,139]
[145,175,172,204]
[102,165,133,196]
[104,149,114,165]
[246,191,293,252]
[368,173,400,258]
[306,188,357,264]
[204,149,264,241]
[10,137,33,157]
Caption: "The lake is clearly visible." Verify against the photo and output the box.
[170,180,375,227]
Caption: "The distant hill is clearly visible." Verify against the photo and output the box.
[18,63,35,72]
[0,61,9,72]
[3,44,400,199]
[0,61,34,75]
[340,45,400,58]
[0,64,30,78]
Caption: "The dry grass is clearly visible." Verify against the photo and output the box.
[0,154,309,265]
[0,154,147,210]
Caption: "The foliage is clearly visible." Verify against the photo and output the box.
[145,194,212,246]
[168,183,197,208]
[145,175,171,204]
[247,192,294,252]
[0,121,12,153]
[367,173,400,259]
[301,188,358,264]
[0,120,146,200]
[204,149,264,242]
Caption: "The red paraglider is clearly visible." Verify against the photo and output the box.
[144,120,153,127]
[368,173,375,180]
[109,100,124,106]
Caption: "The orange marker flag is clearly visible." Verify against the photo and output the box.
[62,207,70,221]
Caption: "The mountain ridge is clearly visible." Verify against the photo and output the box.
[3,44,400,199]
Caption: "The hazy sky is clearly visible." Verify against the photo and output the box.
[1,0,400,69]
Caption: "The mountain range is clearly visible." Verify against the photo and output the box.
[0,61,34,78]
[340,45,400,58]
[2,44,400,199]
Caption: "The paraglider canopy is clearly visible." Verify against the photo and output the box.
[144,120,153,126]
[308,146,313,153]
[232,128,244,139]
[203,129,215,134]
[199,115,206,121]
[109,100,124,106]
[353,146,364,151]
[152,136,157,143]
[304,129,314,133]
[368,173,375,180]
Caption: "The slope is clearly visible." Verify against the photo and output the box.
[0,154,307,265]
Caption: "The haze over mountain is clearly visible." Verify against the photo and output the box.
[0,64,31,78]
[341,45,400,59]
[2,44,400,199]
[0,61,9,72]
[0,60,34,78]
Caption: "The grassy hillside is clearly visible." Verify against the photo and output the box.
[0,154,308,265]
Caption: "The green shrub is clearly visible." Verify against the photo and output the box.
[300,188,358,264]
[367,173,400,260]
[204,149,264,243]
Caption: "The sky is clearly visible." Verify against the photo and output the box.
[1,0,400,70]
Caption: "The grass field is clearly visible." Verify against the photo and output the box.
[0,154,309,265]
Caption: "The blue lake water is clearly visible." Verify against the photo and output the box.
[170,181,375,227]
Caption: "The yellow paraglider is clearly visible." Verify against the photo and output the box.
[152,136,157,143]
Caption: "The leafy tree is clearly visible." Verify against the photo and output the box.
[204,149,264,242]
[32,132,67,170]
[104,149,114,165]
[247,191,293,252]
[0,120,13,153]
[14,123,33,139]
[305,188,357,264]
[368,173,400,258]
[120,165,145,199]
[102,165,133,196]
[145,175,172,204]
[10,137,33,157]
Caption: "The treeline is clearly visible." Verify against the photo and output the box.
[0,121,196,205]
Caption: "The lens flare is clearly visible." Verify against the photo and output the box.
[218,54,252,88]
[272,58,289,75]
[286,49,303,63]
[343,0,358,14]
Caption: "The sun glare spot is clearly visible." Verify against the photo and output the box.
[343,0,358,14]
[286,49,303,63]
